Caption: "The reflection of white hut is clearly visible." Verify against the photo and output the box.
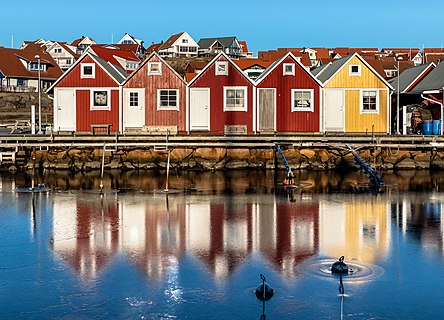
[319,196,391,263]
[52,194,119,281]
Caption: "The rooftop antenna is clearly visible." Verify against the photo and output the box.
[11,34,14,48]
[111,33,114,44]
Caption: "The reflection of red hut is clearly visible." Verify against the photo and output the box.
[186,202,253,279]
[52,195,120,281]
[120,199,187,281]
[257,201,319,278]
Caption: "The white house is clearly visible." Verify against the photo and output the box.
[158,32,199,58]
[45,42,79,71]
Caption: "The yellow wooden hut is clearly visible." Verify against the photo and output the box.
[314,53,393,133]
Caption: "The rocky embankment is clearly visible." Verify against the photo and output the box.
[0,92,53,123]
[15,146,444,172]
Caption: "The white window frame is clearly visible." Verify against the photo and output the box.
[157,89,179,111]
[216,61,228,75]
[291,89,314,112]
[223,86,248,112]
[360,89,379,114]
[148,62,162,75]
[283,63,295,76]
[349,64,361,76]
[90,89,111,111]
[81,63,95,79]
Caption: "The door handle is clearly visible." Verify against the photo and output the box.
[58,106,61,110]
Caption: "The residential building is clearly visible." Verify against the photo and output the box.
[158,32,199,58]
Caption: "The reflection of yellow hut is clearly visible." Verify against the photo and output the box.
[319,196,390,263]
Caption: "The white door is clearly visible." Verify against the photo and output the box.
[258,88,276,132]
[190,88,210,131]
[123,88,145,129]
[55,89,76,131]
[324,89,344,132]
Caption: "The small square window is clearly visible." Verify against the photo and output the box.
[129,92,139,107]
[224,87,247,111]
[361,90,378,113]
[350,65,361,76]
[81,63,95,79]
[157,89,179,110]
[148,62,162,75]
[283,63,295,76]
[291,89,314,112]
[90,89,110,110]
[216,61,228,75]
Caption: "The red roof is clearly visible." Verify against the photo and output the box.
[159,32,184,51]
[424,48,444,54]
[185,72,198,83]
[0,46,63,80]
[238,41,249,53]
[147,42,162,53]
[90,45,140,62]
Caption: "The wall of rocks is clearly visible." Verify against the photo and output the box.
[14,146,444,171]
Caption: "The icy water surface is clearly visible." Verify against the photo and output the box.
[1,170,444,319]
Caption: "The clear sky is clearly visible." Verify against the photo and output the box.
[2,0,443,54]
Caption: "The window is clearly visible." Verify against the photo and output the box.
[29,63,45,71]
[283,63,295,76]
[148,62,162,75]
[129,92,139,107]
[17,79,25,86]
[122,40,134,44]
[126,62,139,70]
[224,87,247,111]
[361,90,378,113]
[216,61,228,75]
[182,39,188,43]
[90,89,110,110]
[291,89,314,112]
[349,64,361,76]
[54,48,62,53]
[81,63,95,78]
[157,89,179,110]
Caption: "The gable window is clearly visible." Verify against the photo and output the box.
[129,92,139,107]
[148,62,162,75]
[216,61,228,75]
[81,63,95,79]
[126,62,139,70]
[361,90,378,113]
[291,89,314,112]
[224,87,247,111]
[54,48,62,53]
[349,64,361,76]
[157,89,179,110]
[182,39,188,43]
[283,63,295,76]
[90,89,110,110]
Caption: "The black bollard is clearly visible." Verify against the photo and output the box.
[331,256,349,274]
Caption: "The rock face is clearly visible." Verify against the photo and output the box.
[5,145,444,172]
[0,92,53,123]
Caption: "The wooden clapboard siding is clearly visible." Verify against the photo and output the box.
[256,54,321,132]
[345,89,388,133]
[325,56,387,89]
[57,55,117,88]
[258,89,275,131]
[75,89,119,132]
[190,54,254,134]
[324,54,390,133]
[124,54,187,132]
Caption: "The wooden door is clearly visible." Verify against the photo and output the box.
[123,88,145,129]
[55,89,76,131]
[258,88,275,132]
[190,88,210,131]
[324,89,344,132]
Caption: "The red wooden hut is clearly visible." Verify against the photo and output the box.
[121,52,187,133]
[49,47,138,133]
[187,52,256,134]
[255,52,323,132]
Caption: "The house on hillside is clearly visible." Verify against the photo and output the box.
[313,53,393,134]
[238,41,253,58]
[187,52,255,134]
[121,52,187,133]
[233,59,273,80]
[70,36,96,55]
[255,52,323,133]
[158,32,199,58]
[389,63,436,134]
[0,46,62,92]
[48,48,128,133]
[46,42,79,71]
[197,37,242,57]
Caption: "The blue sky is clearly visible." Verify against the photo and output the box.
[2,0,443,54]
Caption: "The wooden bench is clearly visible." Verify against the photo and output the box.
[91,124,113,135]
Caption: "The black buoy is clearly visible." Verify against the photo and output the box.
[255,274,274,301]
[331,256,349,274]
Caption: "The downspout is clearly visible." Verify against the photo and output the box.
[389,90,393,135]
[119,84,123,133]
[421,91,443,136]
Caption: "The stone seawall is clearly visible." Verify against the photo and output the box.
[11,145,444,171]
